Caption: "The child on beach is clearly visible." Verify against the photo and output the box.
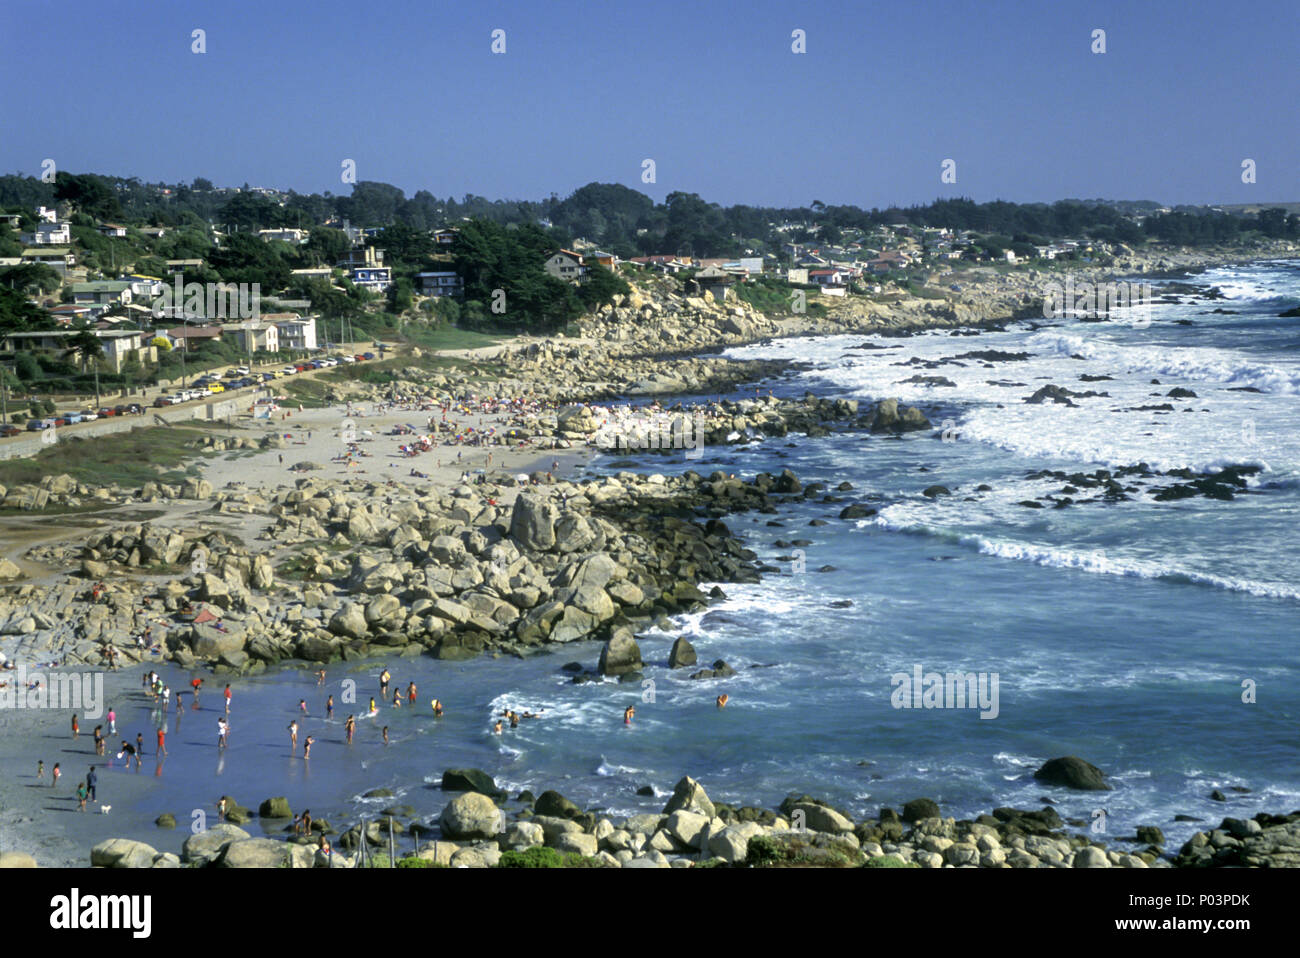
[37,760,44,781]
[217,797,227,822]
[382,726,389,745]
[77,782,87,811]
[345,715,355,744]
[302,736,315,759]
[326,695,334,719]
[52,763,60,787]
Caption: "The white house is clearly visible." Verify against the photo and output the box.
[21,221,71,245]
[258,228,309,244]
[221,321,280,353]
[270,314,318,351]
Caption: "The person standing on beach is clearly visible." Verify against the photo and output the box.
[392,690,402,708]
[288,720,299,752]
[77,782,87,811]
[406,682,416,705]
[316,669,326,686]
[217,797,227,822]
[326,695,334,719]
[345,715,355,745]
[37,760,44,782]
[216,718,228,749]
[86,767,97,802]
[157,727,167,756]
[224,684,232,714]
[93,725,104,755]
[303,735,315,760]
[107,707,116,736]
[299,699,308,715]
[382,726,389,746]
[71,715,78,739]
[52,763,60,787]
[379,668,390,697]
[136,732,145,757]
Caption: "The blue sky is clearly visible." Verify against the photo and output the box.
[1,0,1296,207]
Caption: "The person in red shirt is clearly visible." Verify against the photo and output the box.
[157,727,167,756]
[224,684,232,714]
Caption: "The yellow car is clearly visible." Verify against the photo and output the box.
[207,383,225,393]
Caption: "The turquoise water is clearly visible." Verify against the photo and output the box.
[107,261,1300,854]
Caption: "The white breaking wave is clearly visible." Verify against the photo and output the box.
[867,510,1300,601]
[1027,332,1300,396]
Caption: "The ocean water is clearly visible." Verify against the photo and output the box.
[101,261,1300,855]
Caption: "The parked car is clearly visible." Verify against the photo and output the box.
[153,397,175,407]
[207,383,224,393]
[61,412,82,425]
[0,425,22,437]
[97,407,118,417]
[361,352,375,360]
[118,404,143,415]
[338,355,356,363]
[281,366,296,376]
[26,418,50,432]
[80,410,98,421]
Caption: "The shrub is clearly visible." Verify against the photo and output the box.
[864,855,920,868]
[395,856,444,868]
[497,846,565,868]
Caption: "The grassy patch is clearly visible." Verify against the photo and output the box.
[0,424,216,489]
[864,855,920,868]
[495,846,605,868]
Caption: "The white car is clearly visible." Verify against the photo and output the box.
[234,366,251,375]
[281,366,297,375]
[80,411,98,421]
[339,355,356,363]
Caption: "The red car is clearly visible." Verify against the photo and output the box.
[98,407,118,417]
[0,425,20,438]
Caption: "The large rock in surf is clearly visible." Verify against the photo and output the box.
[870,398,931,433]
[668,636,697,668]
[1033,756,1111,791]
[259,797,292,819]
[534,790,581,819]
[902,798,942,822]
[441,768,506,801]
[598,629,643,676]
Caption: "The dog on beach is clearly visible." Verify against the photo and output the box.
[99,805,111,814]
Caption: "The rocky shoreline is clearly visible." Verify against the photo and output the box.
[70,771,1300,869]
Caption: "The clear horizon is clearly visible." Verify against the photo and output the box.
[1,0,1297,210]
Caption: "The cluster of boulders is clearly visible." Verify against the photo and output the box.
[1175,814,1300,868]
[79,771,1195,869]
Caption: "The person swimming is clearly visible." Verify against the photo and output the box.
[716,694,729,708]
[624,705,635,725]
